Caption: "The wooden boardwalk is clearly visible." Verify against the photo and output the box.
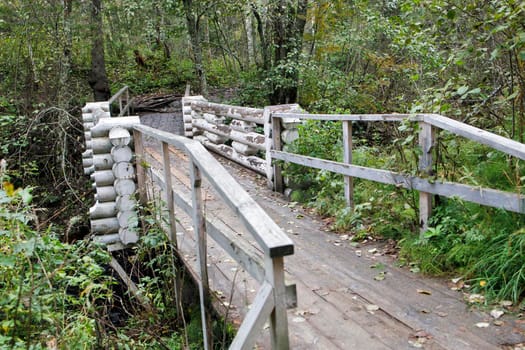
[142,140,525,350]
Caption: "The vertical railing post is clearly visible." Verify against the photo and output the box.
[125,88,130,115]
[161,142,178,247]
[189,162,212,350]
[342,121,354,209]
[265,256,289,349]
[418,121,434,233]
[271,115,284,193]
[133,129,148,205]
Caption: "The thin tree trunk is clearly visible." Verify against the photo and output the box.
[88,0,110,101]
[58,0,72,107]
[244,7,255,67]
[183,0,208,96]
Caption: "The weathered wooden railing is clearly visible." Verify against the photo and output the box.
[270,112,525,230]
[133,124,296,349]
[108,85,132,117]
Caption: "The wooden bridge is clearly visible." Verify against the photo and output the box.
[81,87,525,349]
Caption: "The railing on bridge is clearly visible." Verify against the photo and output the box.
[133,124,296,350]
[108,85,132,117]
[269,112,525,231]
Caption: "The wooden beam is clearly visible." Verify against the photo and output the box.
[418,122,434,232]
[272,112,421,122]
[191,101,264,124]
[228,282,275,350]
[133,129,148,205]
[342,121,354,208]
[424,114,525,160]
[162,142,178,247]
[271,150,525,214]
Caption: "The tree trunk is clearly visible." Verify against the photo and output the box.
[270,0,308,104]
[183,0,208,96]
[244,6,255,67]
[58,0,72,107]
[88,0,111,101]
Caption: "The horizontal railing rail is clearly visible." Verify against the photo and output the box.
[108,85,132,117]
[270,112,525,231]
[133,124,294,349]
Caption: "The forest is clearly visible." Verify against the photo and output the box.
[1,0,525,348]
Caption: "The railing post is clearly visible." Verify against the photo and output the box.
[418,121,434,233]
[342,121,354,209]
[125,88,130,115]
[189,162,212,350]
[133,129,148,206]
[265,256,289,349]
[161,142,178,247]
[272,116,284,193]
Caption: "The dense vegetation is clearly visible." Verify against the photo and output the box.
[0,0,525,346]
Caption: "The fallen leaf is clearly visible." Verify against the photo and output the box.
[366,304,380,312]
[408,340,423,348]
[436,311,448,317]
[466,294,485,303]
[417,289,432,295]
[374,272,386,281]
[500,300,513,308]
[292,316,306,323]
[356,250,362,257]
[493,320,504,326]
[340,234,349,240]
[475,322,490,328]
[410,266,421,274]
[368,248,378,254]
[451,277,463,284]
[490,309,504,319]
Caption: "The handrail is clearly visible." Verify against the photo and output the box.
[191,100,265,124]
[270,111,525,231]
[108,85,132,116]
[133,124,294,349]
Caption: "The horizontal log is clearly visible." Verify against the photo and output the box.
[204,131,229,144]
[111,146,133,163]
[118,210,138,228]
[423,114,525,160]
[91,217,119,234]
[281,129,299,144]
[119,227,139,245]
[82,150,93,158]
[191,100,264,124]
[232,141,258,156]
[108,86,129,105]
[92,233,120,244]
[84,131,92,142]
[82,113,93,122]
[109,127,131,146]
[93,108,111,124]
[193,119,265,151]
[195,136,266,175]
[203,112,225,125]
[114,179,136,196]
[93,154,114,170]
[96,186,117,202]
[90,138,112,154]
[116,195,136,211]
[89,201,117,219]
[84,165,95,175]
[230,120,256,132]
[91,170,115,186]
[91,116,141,138]
[112,162,135,179]
[83,122,94,130]
[271,150,525,214]
[82,102,109,113]
[82,158,93,168]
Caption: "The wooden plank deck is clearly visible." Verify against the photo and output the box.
[141,139,525,349]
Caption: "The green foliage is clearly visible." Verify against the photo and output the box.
[0,186,113,349]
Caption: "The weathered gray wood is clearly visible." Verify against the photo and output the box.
[82,158,93,168]
[272,150,525,213]
[109,127,131,146]
[84,131,92,141]
[266,256,289,350]
[108,85,129,105]
[95,186,117,202]
[91,170,115,186]
[118,227,139,245]
[272,116,284,193]
[111,146,133,163]
[273,112,420,122]
[92,108,111,124]
[134,124,294,257]
[91,116,141,138]
[191,100,264,124]
[91,217,119,234]
[229,282,275,350]
[162,141,178,246]
[89,201,117,219]
[117,210,138,228]
[418,122,434,232]
[84,166,95,175]
[114,179,136,196]
[343,121,354,208]
[90,138,112,154]
[82,150,93,158]
[116,195,136,211]
[133,129,148,205]
[195,137,266,175]
[189,162,212,350]
[92,233,120,244]
[82,113,94,123]
[112,161,135,179]
[82,101,109,113]
[93,154,114,170]
[424,114,525,160]
[192,119,265,151]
